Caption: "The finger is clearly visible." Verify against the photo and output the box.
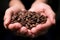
[45,6,56,24]
[31,27,37,34]
[4,8,13,21]
[31,18,51,34]
[8,22,21,30]
[19,27,28,34]
[21,9,26,11]
[36,18,51,32]
[16,27,28,37]
[31,27,37,38]
[25,29,32,37]
[4,8,13,28]
[31,27,40,37]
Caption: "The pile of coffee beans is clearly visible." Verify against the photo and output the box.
[10,10,48,29]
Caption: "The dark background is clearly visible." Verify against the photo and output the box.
[0,0,59,40]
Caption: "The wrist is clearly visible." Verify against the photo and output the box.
[13,4,25,9]
[9,0,25,9]
[35,0,47,3]
[10,5,25,11]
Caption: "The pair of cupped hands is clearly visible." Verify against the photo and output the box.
[4,1,55,38]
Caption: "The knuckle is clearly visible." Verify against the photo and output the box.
[8,24,13,30]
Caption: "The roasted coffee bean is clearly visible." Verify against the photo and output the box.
[10,10,48,29]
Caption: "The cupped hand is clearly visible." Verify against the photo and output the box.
[3,5,29,36]
[28,2,56,38]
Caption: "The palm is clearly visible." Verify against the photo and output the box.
[29,2,55,37]
[4,6,29,36]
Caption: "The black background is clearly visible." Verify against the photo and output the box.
[0,0,59,40]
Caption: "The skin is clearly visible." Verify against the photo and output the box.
[4,0,55,38]
[28,1,55,37]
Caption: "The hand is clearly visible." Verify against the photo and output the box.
[4,5,29,36]
[28,2,56,38]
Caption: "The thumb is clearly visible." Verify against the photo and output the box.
[4,8,13,29]
[28,7,36,12]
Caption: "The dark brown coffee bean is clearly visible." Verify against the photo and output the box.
[10,10,48,29]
